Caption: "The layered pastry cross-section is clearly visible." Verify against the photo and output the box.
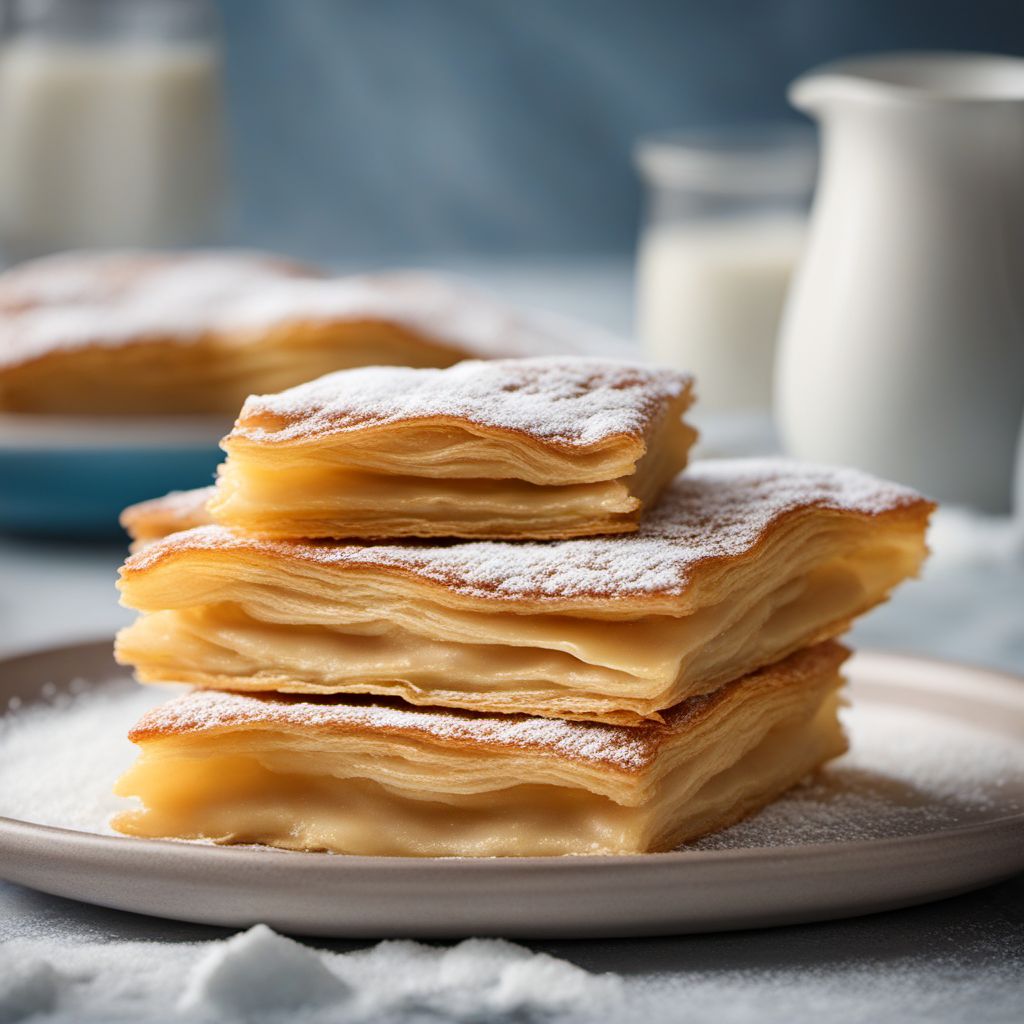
[113,642,850,857]
[209,358,697,540]
[0,252,613,415]
[116,459,933,725]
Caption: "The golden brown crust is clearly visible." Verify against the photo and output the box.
[121,460,934,615]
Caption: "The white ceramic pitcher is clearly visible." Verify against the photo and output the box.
[776,53,1024,512]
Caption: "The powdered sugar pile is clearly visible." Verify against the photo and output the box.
[3,919,1020,1024]
[124,459,927,604]
[179,925,349,1016]
[232,357,691,446]
[0,947,62,1021]
[0,926,623,1024]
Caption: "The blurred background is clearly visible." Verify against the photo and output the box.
[215,0,1022,263]
[4,0,1019,261]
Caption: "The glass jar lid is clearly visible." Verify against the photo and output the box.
[1,0,217,43]
[635,122,817,197]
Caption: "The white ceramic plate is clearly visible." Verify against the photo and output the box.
[0,641,1021,938]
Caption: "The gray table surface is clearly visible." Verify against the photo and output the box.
[1,262,1022,1022]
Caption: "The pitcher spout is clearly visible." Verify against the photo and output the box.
[790,51,1024,117]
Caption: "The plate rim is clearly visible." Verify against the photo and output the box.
[1,806,1022,874]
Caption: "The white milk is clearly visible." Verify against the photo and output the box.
[636,216,805,413]
[0,40,223,256]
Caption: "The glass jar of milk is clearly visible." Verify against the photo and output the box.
[0,0,225,259]
[635,125,815,417]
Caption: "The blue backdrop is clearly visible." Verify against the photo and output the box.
[216,0,1024,261]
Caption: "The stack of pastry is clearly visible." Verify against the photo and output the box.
[112,356,933,857]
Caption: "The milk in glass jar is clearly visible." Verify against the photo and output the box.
[634,126,814,417]
[0,0,226,258]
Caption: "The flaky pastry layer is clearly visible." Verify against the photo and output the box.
[210,358,696,539]
[113,643,849,857]
[116,460,932,723]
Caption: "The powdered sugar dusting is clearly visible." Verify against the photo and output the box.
[0,678,165,832]
[0,256,615,371]
[124,459,929,604]
[0,251,315,369]
[126,645,836,771]
[129,688,670,771]
[691,702,1024,848]
[231,357,692,446]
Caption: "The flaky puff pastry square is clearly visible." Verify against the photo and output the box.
[0,252,616,415]
[113,642,849,857]
[116,459,932,725]
[209,358,697,540]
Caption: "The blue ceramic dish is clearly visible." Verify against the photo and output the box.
[0,415,228,539]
